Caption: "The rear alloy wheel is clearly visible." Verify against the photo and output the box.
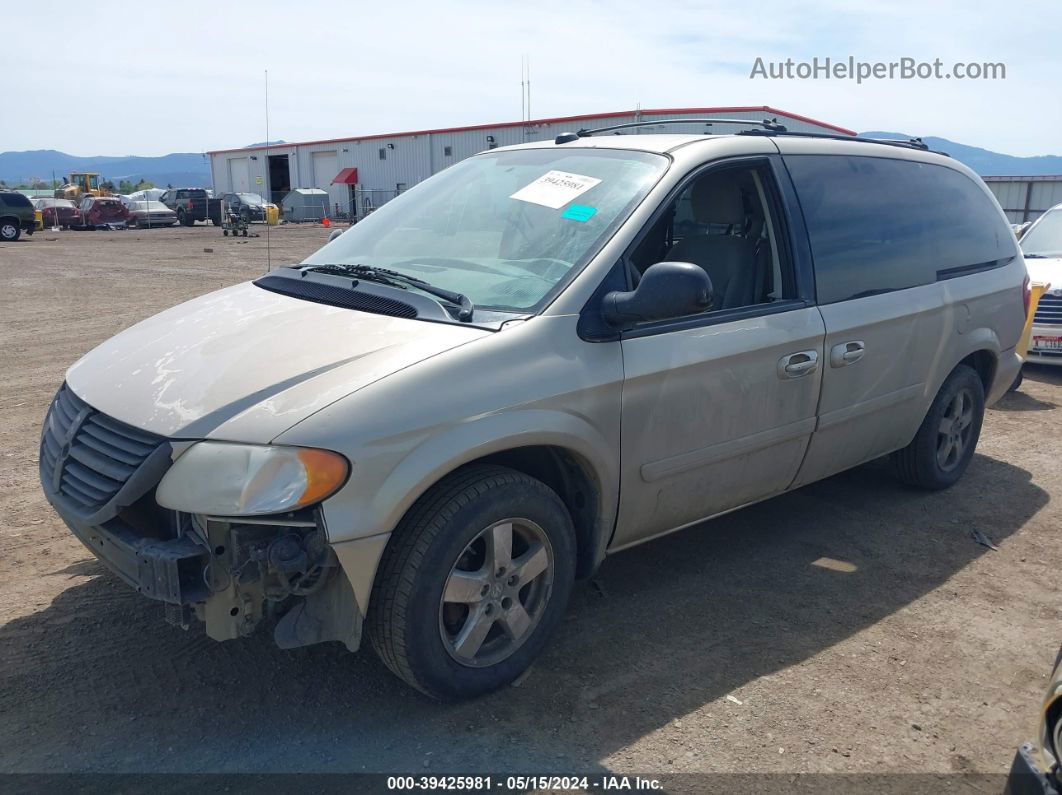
[0,221,20,241]
[891,364,985,490]
[368,464,575,700]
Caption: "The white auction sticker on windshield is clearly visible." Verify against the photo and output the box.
[510,170,602,209]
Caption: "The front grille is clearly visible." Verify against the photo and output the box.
[1034,294,1062,326]
[40,384,165,513]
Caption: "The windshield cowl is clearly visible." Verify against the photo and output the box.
[257,267,525,329]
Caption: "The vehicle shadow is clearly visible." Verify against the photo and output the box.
[993,390,1057,411]
[1025,363,1062,387]
[993,364,1061,411]
[0,453,1047,775]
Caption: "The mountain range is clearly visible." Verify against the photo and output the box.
[1,134,1059,188]
[860,133,1062,176]
[0,150,212,188]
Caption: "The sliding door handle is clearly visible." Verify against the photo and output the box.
[778,350,819,379]
[830,340,865,368]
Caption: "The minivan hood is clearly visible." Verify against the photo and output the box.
[66,281,488,442]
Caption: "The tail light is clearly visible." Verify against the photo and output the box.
[1022,273,1031,318]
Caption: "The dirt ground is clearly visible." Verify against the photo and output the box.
[1,225,1060,784]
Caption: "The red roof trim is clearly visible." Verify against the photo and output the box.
[332,167,359,184]
[206,106,856,155]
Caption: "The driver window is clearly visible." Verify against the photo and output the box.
[629,164,790,313]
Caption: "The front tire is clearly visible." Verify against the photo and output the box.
[368,464,576,700]
[891,364,985,490]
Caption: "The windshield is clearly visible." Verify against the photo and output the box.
[1021,208,1062,257]
[303,148,668,312]
[237,193,265,205]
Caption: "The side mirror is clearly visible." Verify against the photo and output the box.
[328,228,345,242]
[602,261,713,326]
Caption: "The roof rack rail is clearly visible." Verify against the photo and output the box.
[737,128,943,154]
[554,117,787,144]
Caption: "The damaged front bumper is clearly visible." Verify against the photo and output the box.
[39,383,363,651]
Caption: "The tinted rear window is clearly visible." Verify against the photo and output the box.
[786,155,1015,304]
[1,192,33,208]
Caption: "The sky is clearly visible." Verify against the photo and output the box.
[5,0,1060,157]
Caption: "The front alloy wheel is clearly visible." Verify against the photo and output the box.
[440,519,554,667]
[369,464,575,700]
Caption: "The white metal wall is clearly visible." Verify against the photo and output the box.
[209,109,849,217]
[985,177,1062,223]
[227,157,250,193]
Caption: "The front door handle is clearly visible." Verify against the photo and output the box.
[830,340,865,368]
[778,350,819,379]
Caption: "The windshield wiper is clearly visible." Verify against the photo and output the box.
[303,264,475,321]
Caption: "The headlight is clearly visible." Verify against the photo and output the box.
[156,442,349,516]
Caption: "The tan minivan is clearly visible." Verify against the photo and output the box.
[40,122,1026,699]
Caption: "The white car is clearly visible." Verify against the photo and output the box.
[1022,203,1062,366]
[121,188,166,206]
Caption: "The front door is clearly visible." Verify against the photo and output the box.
[611,158,825,549]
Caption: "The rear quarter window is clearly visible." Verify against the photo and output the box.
[786,155,1016,304]
[1,192,33,208]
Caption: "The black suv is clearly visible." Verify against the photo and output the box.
[0,191,36,241]
[159,188,222,226]
[222,192,267,222]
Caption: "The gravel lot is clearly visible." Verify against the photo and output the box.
[1,225,1060,785]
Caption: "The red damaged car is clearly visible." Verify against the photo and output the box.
[33,198,82,229]
[78,196,131,230]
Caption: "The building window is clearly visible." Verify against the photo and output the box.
[443,146,453,157]
[378,148,387,160]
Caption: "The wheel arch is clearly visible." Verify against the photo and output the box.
[930,326,1002,399]
[473,445,604,579]
[319,410,619,612]
[958,348,997,395]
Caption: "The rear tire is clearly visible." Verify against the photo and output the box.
[0,220,20,241]
[367,464,576,701]
[890,364,985,490]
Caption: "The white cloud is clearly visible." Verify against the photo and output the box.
[3,0,1059,156]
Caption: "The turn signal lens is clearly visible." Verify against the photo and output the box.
[296,448,350,507]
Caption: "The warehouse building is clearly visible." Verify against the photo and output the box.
[207,106,855,220]
[982,175,1062,224]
